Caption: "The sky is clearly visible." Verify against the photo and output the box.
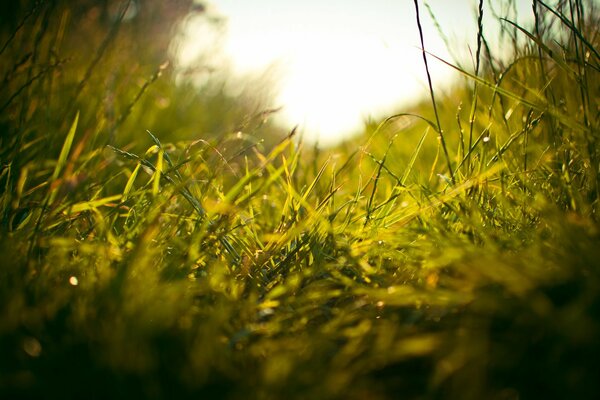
[177,0,533,146]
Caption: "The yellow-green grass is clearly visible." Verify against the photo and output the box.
[1,0,599,399]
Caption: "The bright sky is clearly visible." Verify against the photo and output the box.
[178,0,532,146]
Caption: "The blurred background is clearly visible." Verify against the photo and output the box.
[1,0,535,156]
[173,0,534,146]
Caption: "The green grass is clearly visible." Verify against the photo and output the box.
[1,0,599,399]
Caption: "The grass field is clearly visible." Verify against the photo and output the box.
[1,0,599,399]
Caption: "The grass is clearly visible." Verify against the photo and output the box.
[1,0,599,399]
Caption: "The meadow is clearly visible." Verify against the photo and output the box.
[1,0,599,399]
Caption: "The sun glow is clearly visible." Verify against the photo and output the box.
[178,0,532,146]
[274,34,426,145]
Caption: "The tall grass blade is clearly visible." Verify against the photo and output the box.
[413,0,455,184]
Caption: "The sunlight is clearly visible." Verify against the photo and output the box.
[275,33,427,145]
[4,0,598,396]
[178,0,533,145]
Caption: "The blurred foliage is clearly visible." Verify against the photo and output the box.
[0,0,281,160]
[1,0,600,399]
